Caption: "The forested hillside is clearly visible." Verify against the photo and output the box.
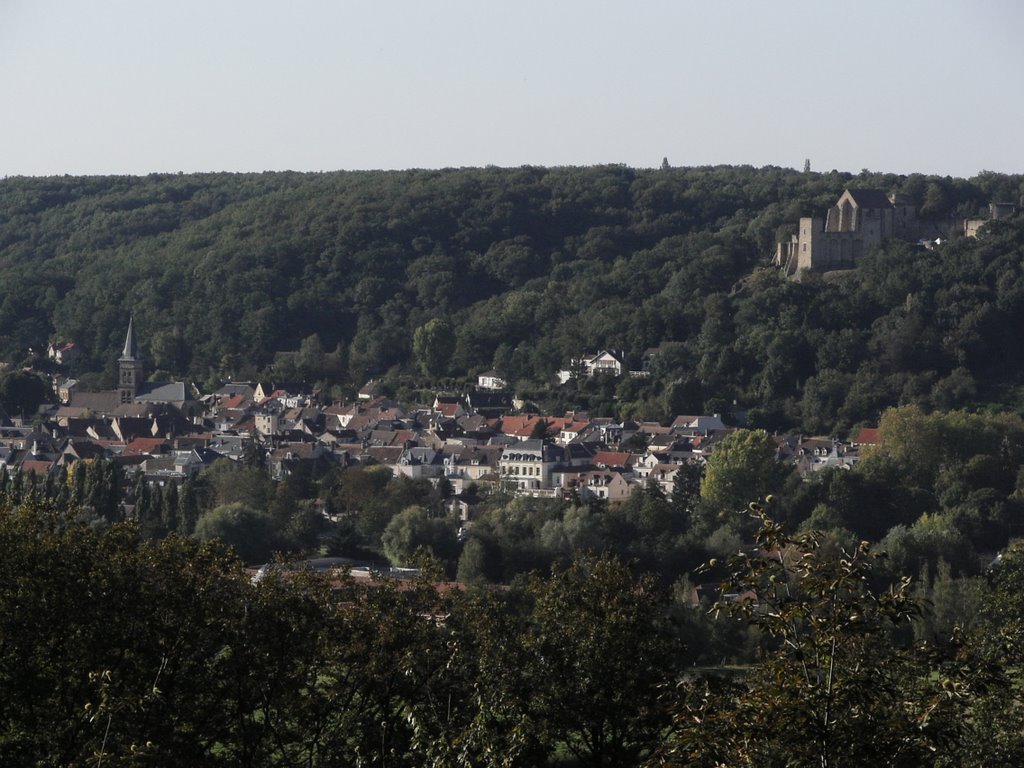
[2,166,1023,433]
[6,168,1024,765]
[5,497,1024,767]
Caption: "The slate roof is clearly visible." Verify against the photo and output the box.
[466,391,512,411]
[136,381,189,403]
[845,188,893,209]
[70,391,124,414]
[215,383,256,398]
[365,445,403,465]
[64,441,108,461]
[113,417,156,442]
[441,444,503,466]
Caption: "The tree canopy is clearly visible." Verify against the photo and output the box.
[2,167,1023,433]
[3,495,1021,766]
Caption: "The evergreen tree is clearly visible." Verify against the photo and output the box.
[52,466,71,508]
[42,468,56,500]
[102,460,122,523]
[134,472,162,540]
[84,459,104,518]
[240,439,266,470]
[162,483,179,535]
[24,470,39,502]
[11,468,25,503]
[72,462,86,506]
[178,477,200,535]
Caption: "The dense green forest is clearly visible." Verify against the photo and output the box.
[2,166,1023,433]
[3,497,1024,767]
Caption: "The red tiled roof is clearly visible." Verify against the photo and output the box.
[559,419,591,434]
[123,437,170,456]
[498,415,533,435]
[234,417,256,432]
[436,402,461,417]
[393,429,418,445]
[853,427,880,445]
[594,451,631,468]
[20,459,54,474]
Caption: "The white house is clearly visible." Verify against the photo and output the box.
[477,370,508,390]
[557,350,627,382]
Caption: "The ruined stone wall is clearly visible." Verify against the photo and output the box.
[796,216,871,272]
[795,217,821,272]
[858,207,892,247]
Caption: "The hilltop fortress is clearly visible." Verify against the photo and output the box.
[776,188,1020,276]
[774,188,953,275]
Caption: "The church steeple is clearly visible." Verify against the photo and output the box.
[118,317,144,404]
[120,316,138,361]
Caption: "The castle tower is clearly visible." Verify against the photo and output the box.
[118,317,144,404]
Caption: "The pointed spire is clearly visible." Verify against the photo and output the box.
[120,316,138,361]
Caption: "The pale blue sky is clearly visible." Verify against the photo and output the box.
[2,1,1022,178]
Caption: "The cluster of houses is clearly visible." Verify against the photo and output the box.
[0,322,882,523]
[1,387,880,517]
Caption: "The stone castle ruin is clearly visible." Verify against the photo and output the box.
[963,202,1019,238]
[776,188,1021,276]
[775,188,951,275]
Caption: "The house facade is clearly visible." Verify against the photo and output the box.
[556,350,627,383]
[499,439,562,492]
[477,371,507,390]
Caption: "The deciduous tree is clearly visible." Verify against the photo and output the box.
[524,554,674,766]
[697,428,788,537]
[660,505,986,768]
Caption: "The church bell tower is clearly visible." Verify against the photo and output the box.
[118,317,144,404]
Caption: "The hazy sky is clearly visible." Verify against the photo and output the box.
[2,1,1022,178]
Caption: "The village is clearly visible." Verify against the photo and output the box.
[0,320,878,528]
[5,184,1019,528]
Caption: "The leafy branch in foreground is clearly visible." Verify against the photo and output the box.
[656,500,994,768]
